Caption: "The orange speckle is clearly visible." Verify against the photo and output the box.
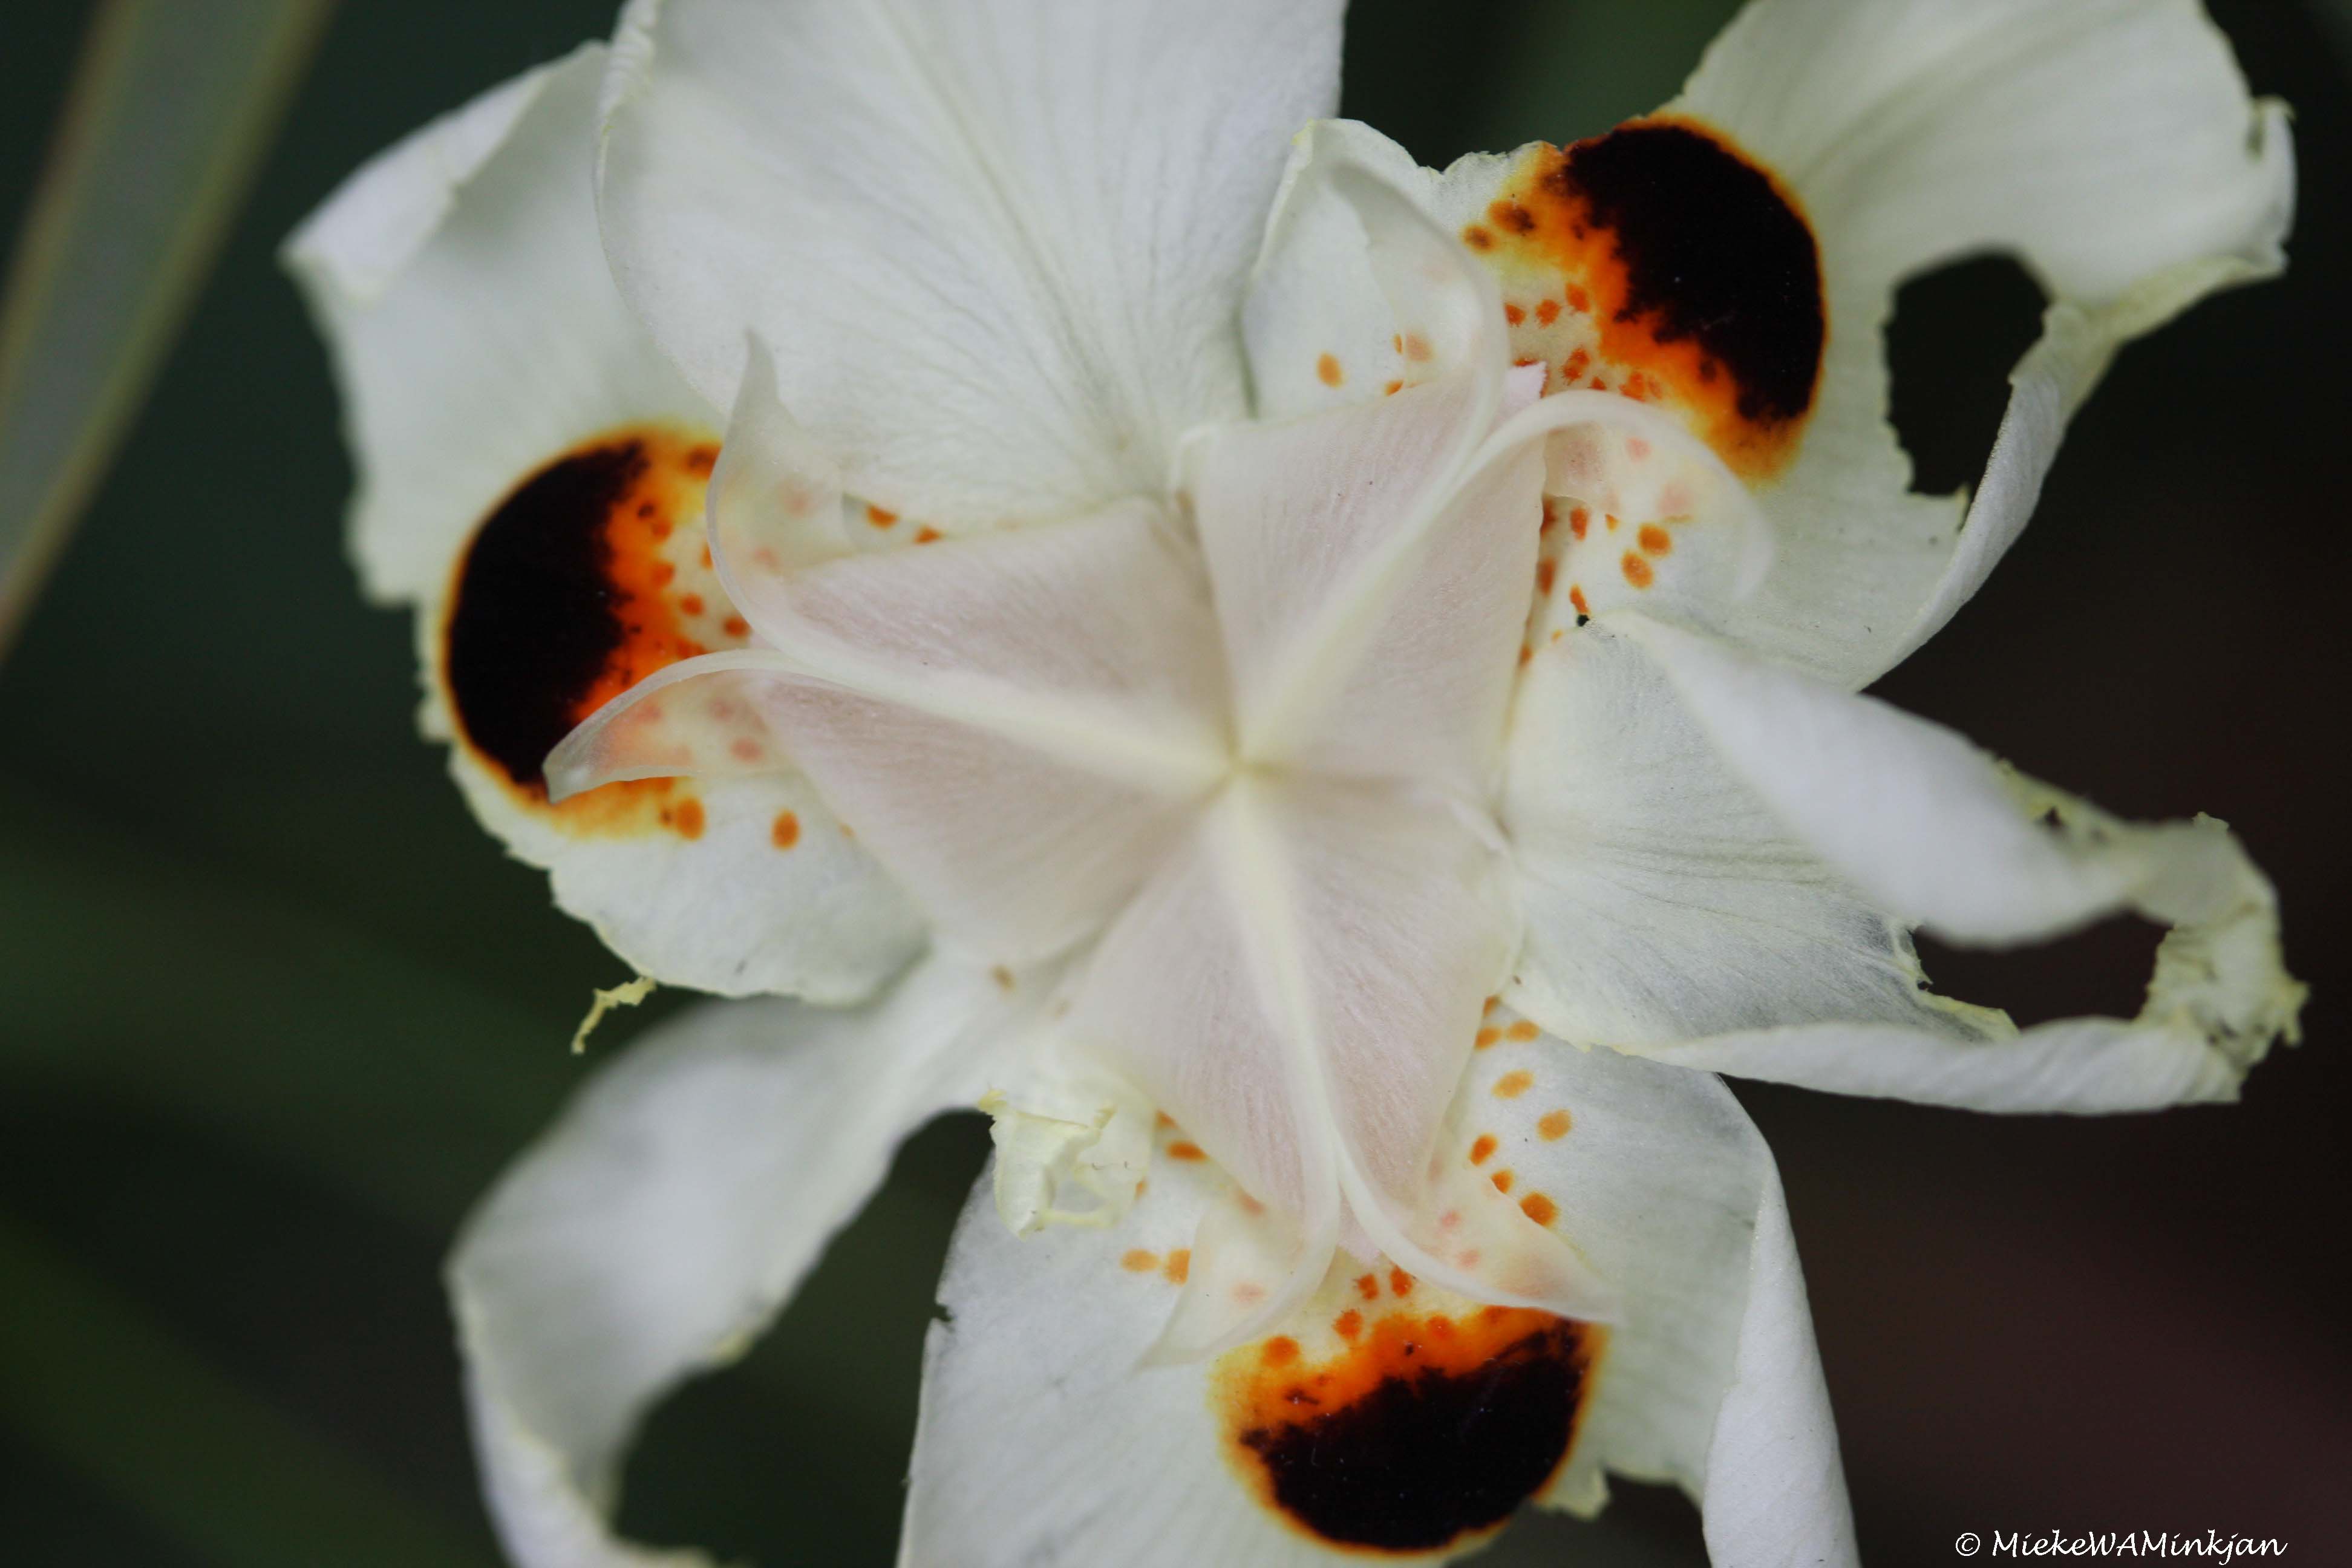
[1538,1109,1573,1140]
[1168,1141,1206,1162]
[990,965,1014,990]
[1518,644,1534,667]
[1567,506,1590,540]
[1494,1070,1534,1100]
[1474,1026,1501,1050]
[1483,995,1500,1016]
[1504,303,1526,325]
[1263,1336,1301,1368]
[1382,379,1403,396]
[1638,523,1673,556]
[1563,348,1590,380]
[865,503,898,528]
[1316,353,1344,387]
[1235,1282,1267,1305]
[914,526,942,543]
[1535,560,1557,595]
[1621,552,1654,589]
[1391,334,1403,353]
[730,737,763,763]
[1388,1267,1414,1297]
[1540,498,1558,534]
[1506,1020,1539,1042]
[1402,333,1434,363]
[1626,436,1651,460]
[771,811,800,849]
[678,592,704,617]
[1356,1273,1380,1302]
[670,799,705,840]
[685,444,718,476]
[1469,1134,1498,1165]
[724,615,750,638]
[1462,224,1495,251]
[1123,1249,1161,1273]
[1165,1249,1191,1284]
[1566,284,1590,313]
[1491,1168,1515,1194]
[1535,298,1561,325]
[1154,1111,1176,1129]
[1520,1192,1560,1227]
[1238,1193,1266,1215]
[1568,584,1590,617]
[1333,1310,1364,1341]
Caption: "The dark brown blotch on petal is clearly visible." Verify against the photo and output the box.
[1492,117,1824,476]
[1220,1310,1600,1552]
[442,426,733,837]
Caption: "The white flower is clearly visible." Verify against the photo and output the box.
[287,1,2301,1564]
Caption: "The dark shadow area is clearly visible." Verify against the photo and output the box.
[1886,255,2047,497]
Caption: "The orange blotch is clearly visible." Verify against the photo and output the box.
[1123,1249,1161,1273]
[990,965,1015,991]
[1638,524,1673,556]
[1316,353,1344,387]
[1474,1026,1501,1050]
[914,526,942,543]
[1165,1249,1192,1284]
[1389,1267,1414,1298]
[1493,1071,1534,1100]
[865,503,898,528]
[1535,298,1562,326]
[1621,552,1655,589]
[1402,333,1434,363]
[1535,560,1557,595]
[1538,1109,1573,1140]
[1504,303,1526,325]
[444,426,743,837]
[1483,995,1500,1016]
[1154,1111,1177,1129]
[1469,1134,1498,1166]
[1491,1169,1515,1194]
[1356,1273,1381,1302]
[730,737,763,763]
[1215,1307,1601,1552]
[1520,1192,1560,1227]
[1462,224,1495,251]
[1383,379,1403,396]
[1506,1020,1539,1042]
[771,811,800,849]
[677,592,705,616]
[723,615,750,638]
[1168,1142,1207,1162]
[1476,123,1822,477]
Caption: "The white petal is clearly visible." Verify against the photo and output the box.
[1068,777,1609,1348]
[1502,621,2004,1050]
[598,0,1342,526]
[904,1151,1583,1564]
[1448,1017,1854,1566]
[906,1018,1852,1566]
[1615,615,2304,1110]
[287,47,923,1000]
[1195,156,1527,793]
[1672,0,2296,683]
[557,500,1230,965]
[285,45,702,604]
[1407,2,2290,684]
[450,958,1024,1568]
[1243,119,1447,422]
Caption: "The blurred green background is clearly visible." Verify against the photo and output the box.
[1,1,2345,1563]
